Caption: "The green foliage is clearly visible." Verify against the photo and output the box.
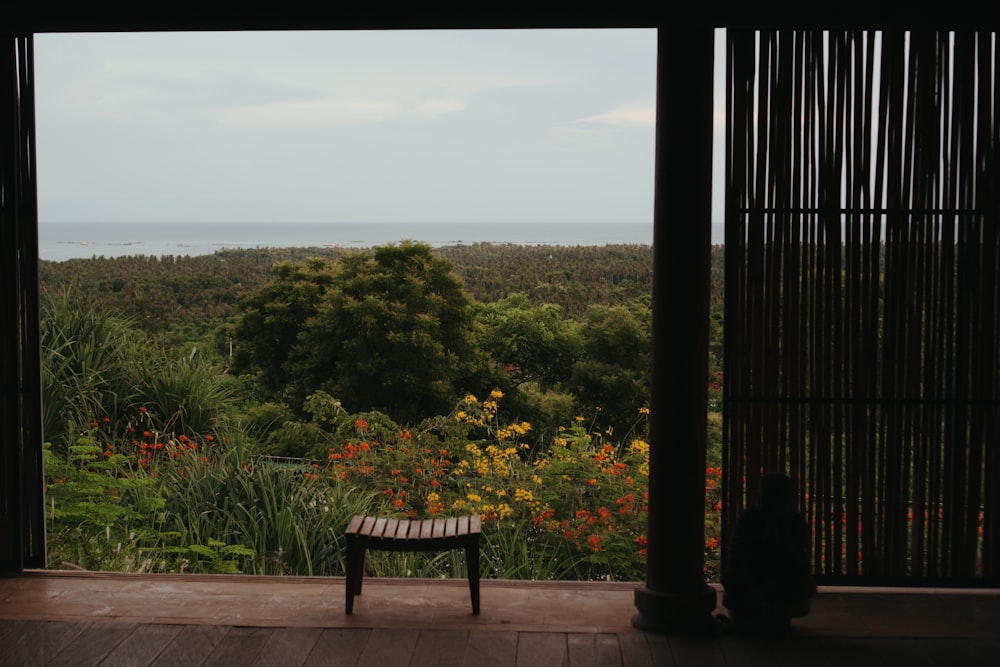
[230,257,337,397]
[39,242,727,582]
[44,440,163,571]
[132,348,236,435]
[476,293,582,388]
[277,243,482,423]
[152,438,385,576]
[40,292,144,450]
[570,299,652,438]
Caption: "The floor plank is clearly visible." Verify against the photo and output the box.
[595,633,625,666]
[0,618,16,645]
[515,632,568,667]
[355,628,421,666]
[100,624,184,667]
[150,624,227,666]
[410,630,469,667]
[46,622,137,667]
[617,631,658,667]
[303,628,372,667]
[663,635,725,667]
[201,626,274,667]
[251,626,325,667]
[461,630,519,667]
[0,620,87,666]
[566,633,596,667]
[410,630,470,667]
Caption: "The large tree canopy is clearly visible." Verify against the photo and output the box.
[476,292,582,389]
[234,243,483,424]
[290,243,481,423]
[230,257,336,397]
[570,298,652,438]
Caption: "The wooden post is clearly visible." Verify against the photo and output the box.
[632,24,717,634]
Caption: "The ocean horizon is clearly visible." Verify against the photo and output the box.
[38,221,726,262]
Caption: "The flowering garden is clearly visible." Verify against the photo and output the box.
[44,391,724,582]
[40,244,725,582]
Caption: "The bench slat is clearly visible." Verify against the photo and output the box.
[432,518,446,538]
[457,516,469,536]
[346,515,364,535]
[470,515,482,535]
[360,516,377,537]
[372,517,388,538]
[408,521,423,540]
[444,517,457,537]
[420,519,434,540]
[384,518,399,540]
[395,520,411,539]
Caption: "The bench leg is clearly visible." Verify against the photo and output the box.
[466,539,480,615]
[345,538,366,614]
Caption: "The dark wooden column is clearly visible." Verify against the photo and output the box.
[632,25,717,634]
[0,32,45,572]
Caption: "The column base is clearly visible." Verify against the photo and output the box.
[631,585,719,635]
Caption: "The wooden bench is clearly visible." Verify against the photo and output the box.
[344,514,482,615]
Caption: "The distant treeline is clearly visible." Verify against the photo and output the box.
[38,243,725,347]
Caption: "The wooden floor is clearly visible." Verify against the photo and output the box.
[1,572,999,666]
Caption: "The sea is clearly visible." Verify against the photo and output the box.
[38,222,725,262]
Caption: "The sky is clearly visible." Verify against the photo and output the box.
[33,29,704,226]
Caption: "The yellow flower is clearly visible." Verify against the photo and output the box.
[514,488,534,503]
[531,475,543,485]
[463,394,479,405]
[639,406,650,415]
[490,389,504,400]
[466,493,482,503]
[630,439,650,456]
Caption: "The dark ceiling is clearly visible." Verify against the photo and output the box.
[6,3,996,34]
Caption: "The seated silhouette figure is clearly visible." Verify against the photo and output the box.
[722,472,816,637]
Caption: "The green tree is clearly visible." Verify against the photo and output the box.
[230,257,336,399]
[476,293,582,389]
[281,242,482,424]
[570,298,652,438]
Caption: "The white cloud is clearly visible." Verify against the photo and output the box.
[218,98,404,126]
[413,97,466,117]
[575,101,656,129]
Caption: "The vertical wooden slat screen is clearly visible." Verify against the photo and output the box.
[723,29,999,585]
[0,33,45,571]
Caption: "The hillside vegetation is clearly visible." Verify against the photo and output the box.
[38,242,726,580]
